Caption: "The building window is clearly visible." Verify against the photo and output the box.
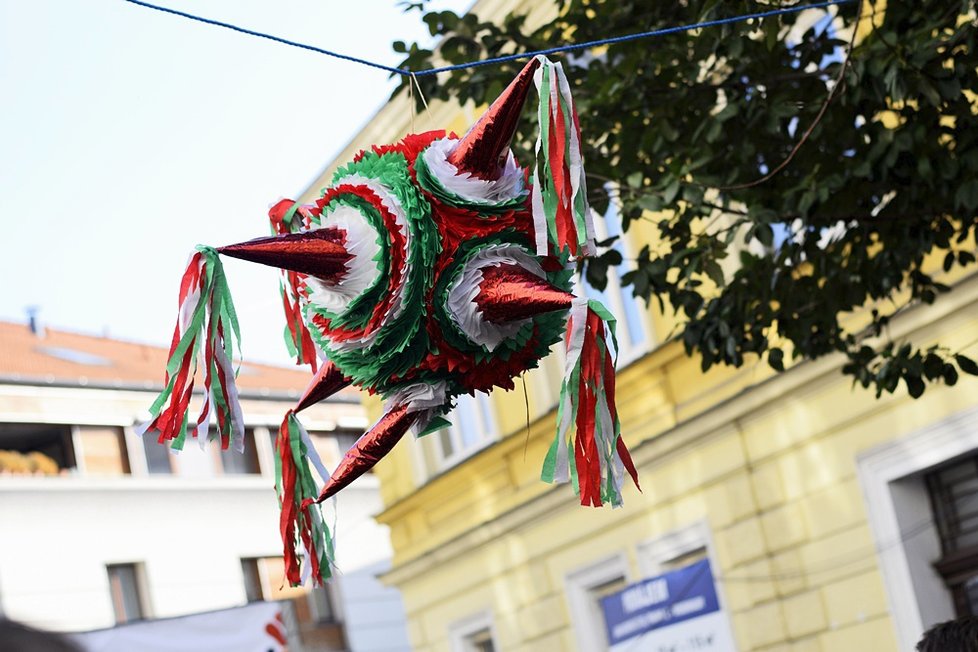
[857,406,978,650]
[269,428,363,476]
[449,611,498,652]
[142,435,172,475]
[637,521,713,577]
[463,628,495,652]
[0,423,74,474]
[218,428,260,475]
[565,554,630,652]
[75,426,130,475]
[106,563,146,624]
[307,429,363,471]
[434,392,497,469]
[926,456,978,617]
[586,198,652,366]
[240,557,307,602]
[309,584,339,624]
[241,558,264,603]
[244,557,348,649]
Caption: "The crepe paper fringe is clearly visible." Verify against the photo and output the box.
[446,244,548,352]
[275,410,334,586]
[542,298,640,507]
[531,56,595,259]
[305,148,438,395]
[143,246,244,452]
[429,233,571,395]
[419,137,527,207]
[269,200,320,372]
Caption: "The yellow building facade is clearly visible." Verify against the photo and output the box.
[299,3,978,650]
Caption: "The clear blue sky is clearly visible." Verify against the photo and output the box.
[0,0,468,365]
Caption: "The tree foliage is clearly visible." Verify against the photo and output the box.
[393,0,978,398]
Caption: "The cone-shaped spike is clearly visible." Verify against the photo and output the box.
[295,361,351,413]
[217,229,351,282]
[446,58,541,181]
[313,403,421,503]
[475,264,574,323]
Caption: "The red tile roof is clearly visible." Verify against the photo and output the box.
[0,320,354,398]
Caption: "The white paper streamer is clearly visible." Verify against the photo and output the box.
[553,59,595,256]
[382,381,448,437]
[421,137,527,205]
[552,296,590,483]
[307,176,415,354]
[305,205,383,314]
[530,55,595,256]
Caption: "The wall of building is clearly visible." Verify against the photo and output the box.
[0,379,410,651]
[374,273,978,652]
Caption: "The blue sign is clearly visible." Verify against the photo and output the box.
[600,558,721,647]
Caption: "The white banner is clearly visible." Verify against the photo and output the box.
[72,602,287,652]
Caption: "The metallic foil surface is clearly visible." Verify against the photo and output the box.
[315,404,418,502]
[446,58,541,180]
[475,263,574,323]
[295,361,351,413]
[218,228,351,282]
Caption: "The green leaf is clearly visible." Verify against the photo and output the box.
[586,259,609,290]
[924,353,944,380]
[755,224,774,248]
[397,0,977,402]
[956,354,978,376]
[905,374,925,398]
[955,179,978,211]
[637,195,663,212]
[662,179,681,205]
[769,348,785,372]
[703,260,725,287]
[944,364,960,386]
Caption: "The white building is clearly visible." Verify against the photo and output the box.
[0,319,411,652]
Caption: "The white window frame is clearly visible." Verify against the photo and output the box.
[587,200,654,368]
[448,609,498,652]
[636,520,738,650]
[637,520,712,577]
[857,405,978,650]
[433,391,497,470]
[308,581,344,624]
[523,346,565,420]
[105,561,151,623]
[565,552,631,652]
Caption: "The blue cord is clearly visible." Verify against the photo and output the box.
[123,0,405,75]
[123,0,855,77]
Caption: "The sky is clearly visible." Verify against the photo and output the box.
[0,0,469,366]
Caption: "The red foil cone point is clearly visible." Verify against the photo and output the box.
[315,404,419,503]
[217,228,351,283]
[475,264,574,323]
[446,58,541,181]
[295,361,351,413]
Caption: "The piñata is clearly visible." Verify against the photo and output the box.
[144,56,640,585]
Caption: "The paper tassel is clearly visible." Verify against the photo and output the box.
[542,299,640,506]
[143,245,244,452]
[269,199,319,372]
[275,410,334,586]
[531,56,595,258]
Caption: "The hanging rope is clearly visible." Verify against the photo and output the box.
[123,0,854,77]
